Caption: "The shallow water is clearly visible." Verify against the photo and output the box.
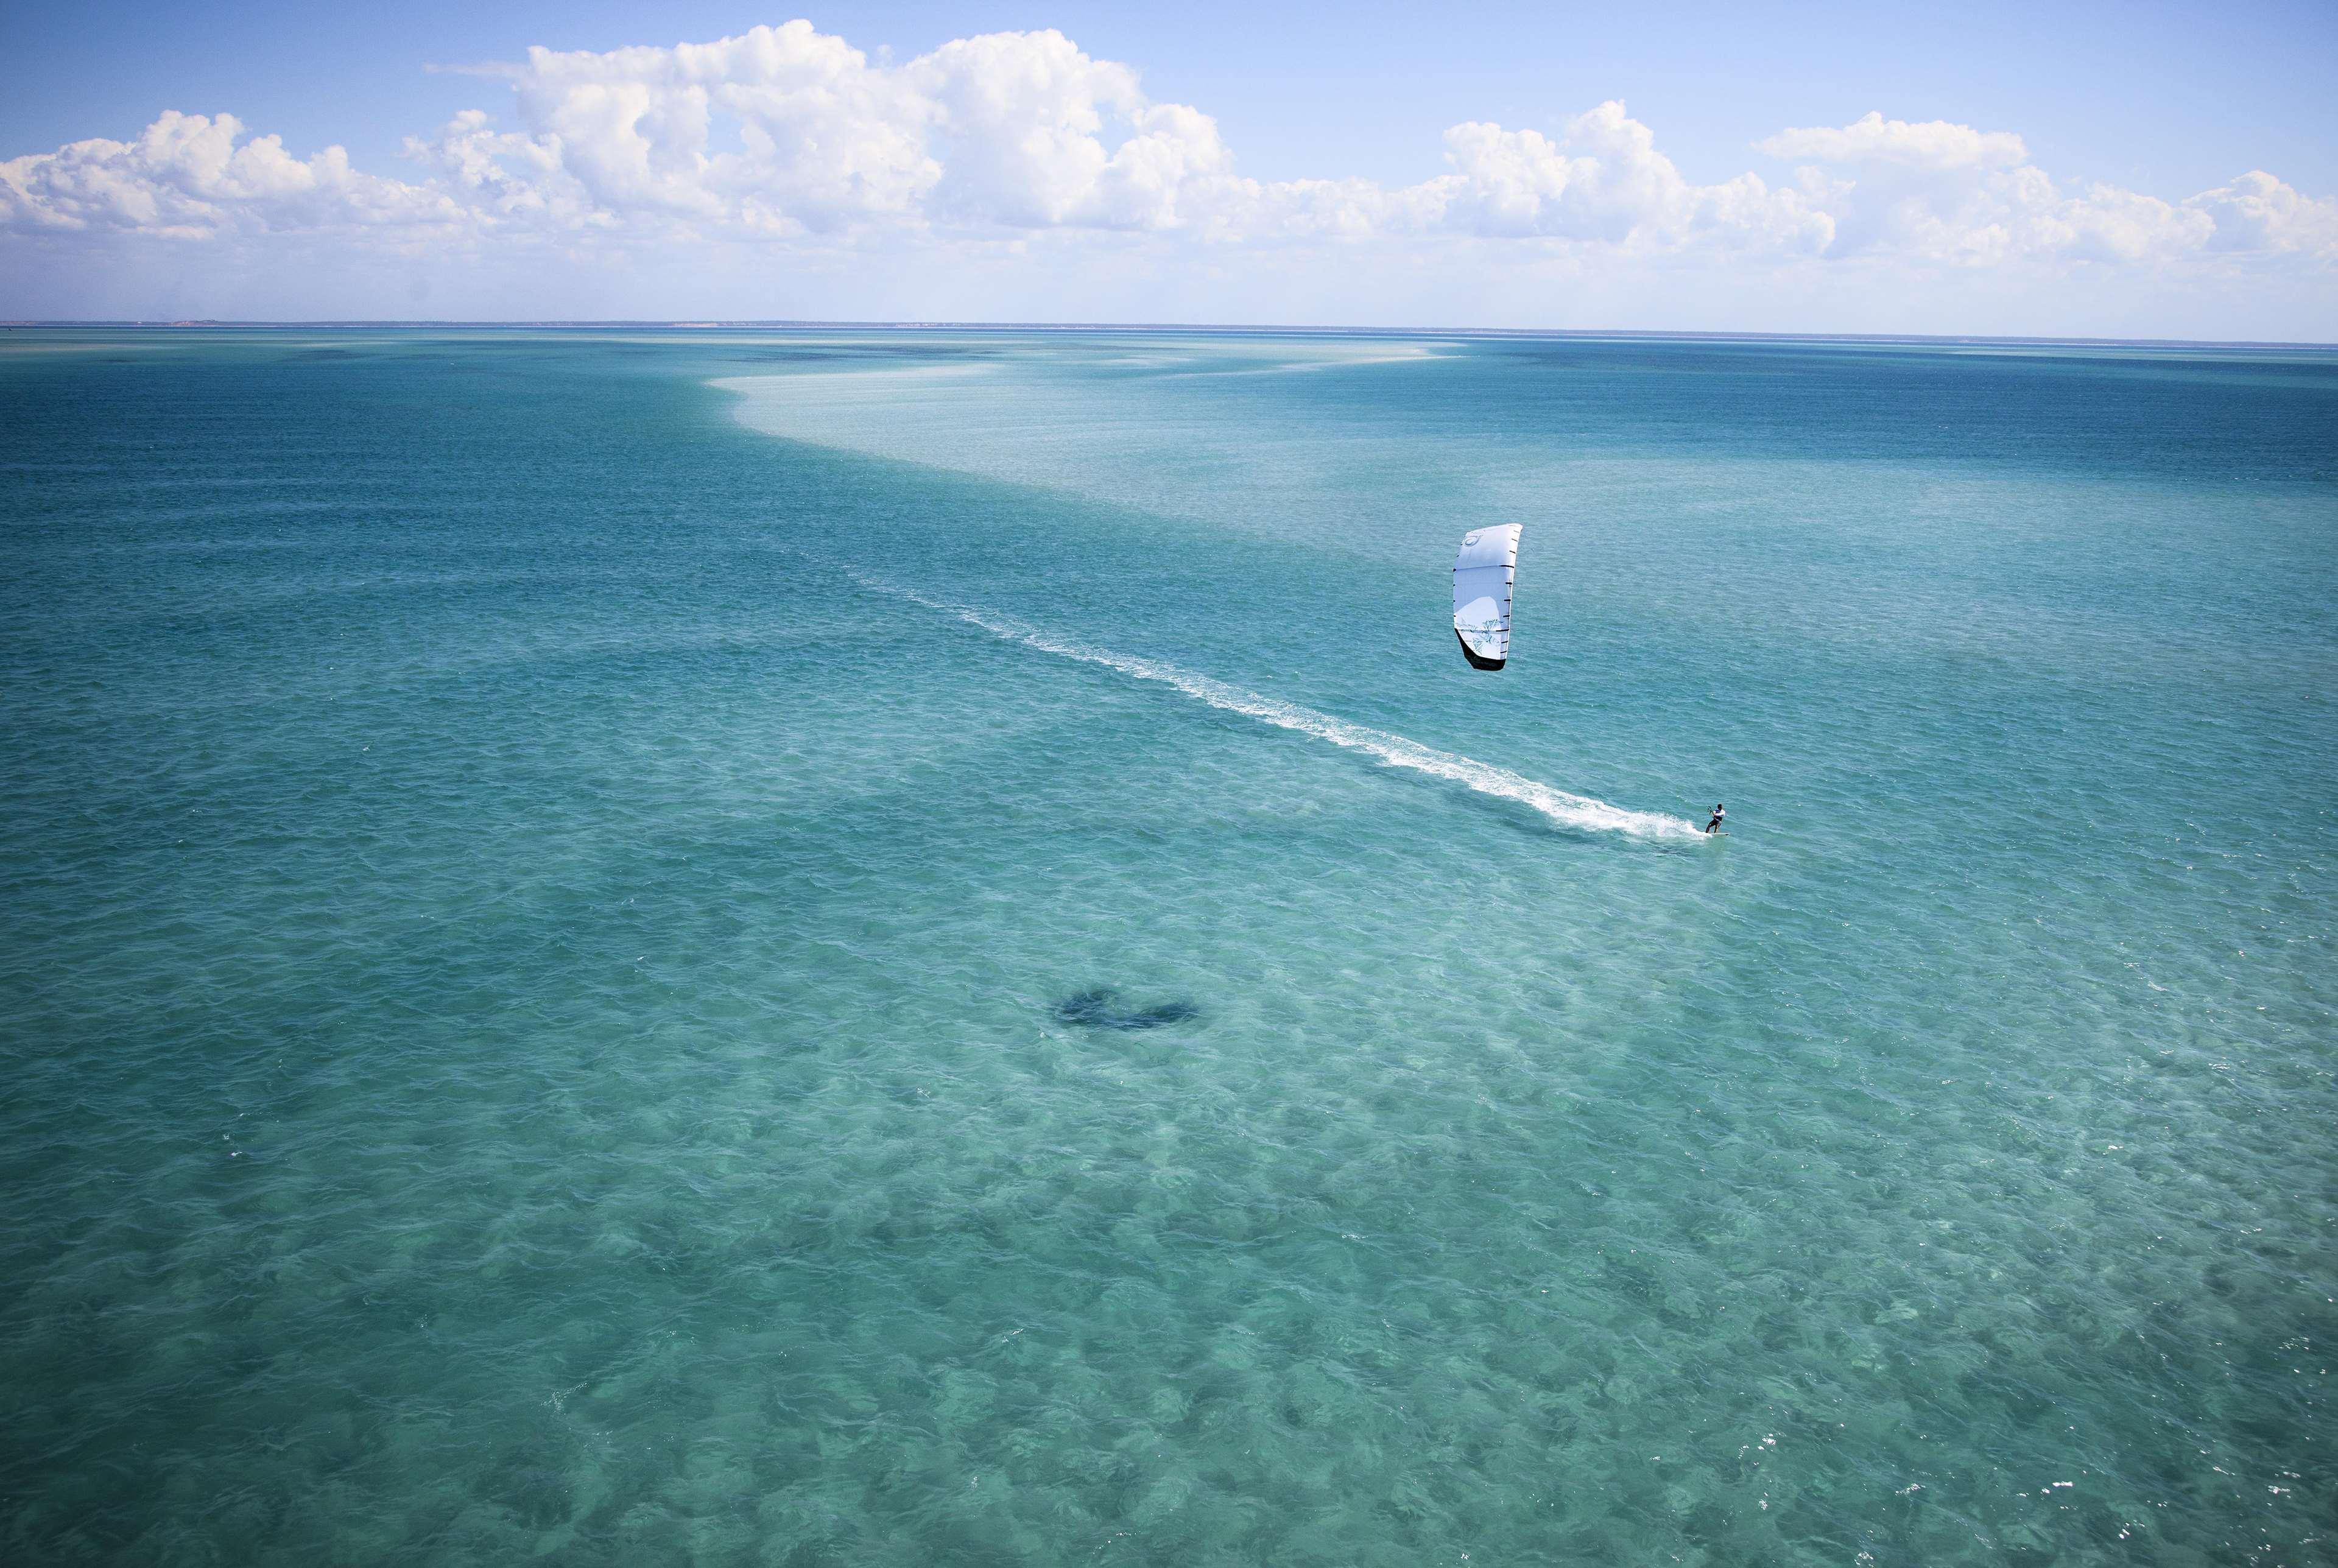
[2,327,2333,1564]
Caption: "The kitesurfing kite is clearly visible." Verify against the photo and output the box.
[1452,524,1522,670]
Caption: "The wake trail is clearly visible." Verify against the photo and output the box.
[862,574,1702,842]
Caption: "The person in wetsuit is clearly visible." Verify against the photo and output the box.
[1705,803,1726,835]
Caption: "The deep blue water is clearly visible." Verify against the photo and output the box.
[2,328,2333,1564]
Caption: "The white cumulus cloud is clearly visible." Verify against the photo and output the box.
[1758,111,2028,171]
[1,110,460,239]
[403,23,1242,238]
[1,20,2331,316]
[1420,102,1829,252]
[909,29,1230,229]
[2186,171,2338,258]
[1752,111,2269,268]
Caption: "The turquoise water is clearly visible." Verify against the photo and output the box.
[2,328,2333,1564]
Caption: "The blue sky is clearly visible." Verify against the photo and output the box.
[4,4,2335,333]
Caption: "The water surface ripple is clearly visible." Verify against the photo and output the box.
[2,328,2333,1566]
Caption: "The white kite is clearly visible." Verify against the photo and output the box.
[1452,524,1522,670]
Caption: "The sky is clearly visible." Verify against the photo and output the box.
[3,2,2336,336]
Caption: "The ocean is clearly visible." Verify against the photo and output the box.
[2,327,2332,1564]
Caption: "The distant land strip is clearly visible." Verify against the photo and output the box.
[4,320,2334,350]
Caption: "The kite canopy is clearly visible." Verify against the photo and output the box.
[1452,524,1521,670]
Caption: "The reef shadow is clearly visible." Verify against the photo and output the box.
[1051,987,1201,1032]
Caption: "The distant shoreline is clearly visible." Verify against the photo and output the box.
[3,320,2334,351]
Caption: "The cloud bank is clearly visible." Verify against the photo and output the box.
[3,20,2333,327]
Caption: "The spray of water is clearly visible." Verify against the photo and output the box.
[862,574,1702,841]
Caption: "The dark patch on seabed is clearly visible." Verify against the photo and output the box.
[1052,987,1201,1031]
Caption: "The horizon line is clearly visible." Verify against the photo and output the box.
[4,320,2336,351]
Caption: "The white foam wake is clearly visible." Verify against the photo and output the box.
[867,575,1701,841]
